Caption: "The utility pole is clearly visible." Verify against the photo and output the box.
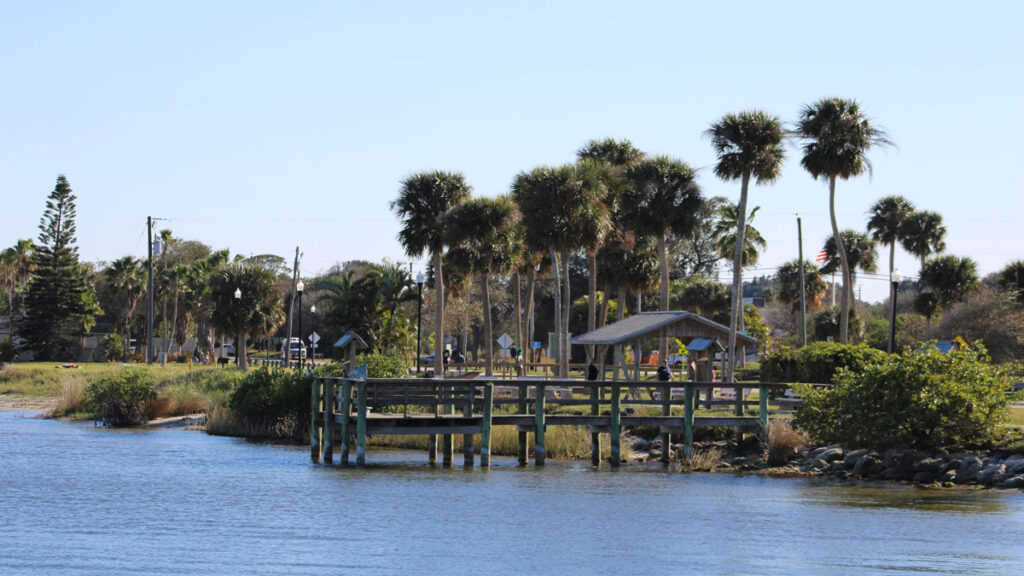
[147,217,154,364]
[284,247,300,368]
[797,216,807,347]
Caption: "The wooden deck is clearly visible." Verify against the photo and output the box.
[310,377,813,468]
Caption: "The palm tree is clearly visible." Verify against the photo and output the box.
[0,239,34,341]
[820,229,878,318]
[622,155,703,363]
[919,255,979,310]
[392,171,472,377]
[999,260,1024,304]
[577,138,644,361]
[104,256,144,359]
[209,262,286,370]
[867,195,915,329]
[775,259,828,313]
[712,204,767,268]
[707,110,785,380]
[902,210,946,271]
[796,97,891,344]
[512,165,610,377]
[444,196,521,375]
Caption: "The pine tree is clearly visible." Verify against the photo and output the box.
[22,175,96,360]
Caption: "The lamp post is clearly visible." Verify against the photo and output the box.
[234,288,242,368]
[415,272,425,376]
[296,280,304,370]
[310,304,316,368]
[888,269,902,354]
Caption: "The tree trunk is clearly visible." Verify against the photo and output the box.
[433,251,445,378]
[888,240,896,342]
[586,250,597,363]
[549,246,562,375]
[525,265,537,360]
[829,176,851,344]
[513,270,522,353]
[239,330,248,370]
[481,273,493,376]
[725,171,750,384]
[561,250,571,378]
[657,232,670,364]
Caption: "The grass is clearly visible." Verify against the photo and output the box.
[1008,407,1024,427]
[766,419,808,465]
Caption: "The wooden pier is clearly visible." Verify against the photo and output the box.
[310,377,787,468]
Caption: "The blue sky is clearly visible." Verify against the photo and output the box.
[2,1,1022,303]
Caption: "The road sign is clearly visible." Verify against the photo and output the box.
[309,331,320,346]
[497,333,513,349]
[532,341,542,349]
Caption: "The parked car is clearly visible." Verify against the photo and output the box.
[281,337,307,360]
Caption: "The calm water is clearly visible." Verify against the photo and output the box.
[2,410,1023,576]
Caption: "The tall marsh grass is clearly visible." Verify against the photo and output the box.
[364,425,631,461]
[766,419,808,465]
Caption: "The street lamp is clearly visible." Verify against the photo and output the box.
[888,269,902,354]
[296,280,304,370]
[234,287,242,367]
[415,272,425,376]
[310,304,317,368]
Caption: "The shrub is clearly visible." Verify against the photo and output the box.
[760,342,886,384]
[357,351,407,378]
[0,340,17,363]
[766,419,808,465]
[228,367,311,434]
[86,369,157,426]
[793,344,1012,450]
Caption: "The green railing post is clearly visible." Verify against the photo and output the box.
[310,378,322,463]
[590,384,600,467]
[535,383,546,465]
[759,383,769,440]
[356,380,367,465]
[480,383,493,468]
[463,385,475,467]
[340,380,352,465]
[517,382,528,466]
[684,383,694,449]
[610,384,621,467]
[322,378,335,464]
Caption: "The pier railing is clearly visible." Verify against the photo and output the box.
[310,377,820,468]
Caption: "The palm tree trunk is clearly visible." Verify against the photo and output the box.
[888,240,896,338]
[829,176,851,344]
[657,232,670,363]
[561,250,571,378]
[586,250,597,363]
[549,246,562,375]
[513,270,522,353]
[524,265,536,359]
[239,329,248,370]
[433,251,445,378]
[725,171,750,384]
[481,273,493,376]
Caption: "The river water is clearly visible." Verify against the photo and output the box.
[1,410,1022,576]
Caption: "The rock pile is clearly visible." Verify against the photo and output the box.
[796,446,1024,488]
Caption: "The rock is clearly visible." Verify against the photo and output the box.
[939,459,961,474]
[852,455,881,477]
[977,464,1006,485]
[912,458,945,473]
[629,437,650,451]
[817,447,844,462]
[938,469,957,483]
[912,471,937,483]
[998,474,1024,489]
[801,458,830,473]
[958,456,984,482]
[1008,459,1024,475]
[843,449,871,467]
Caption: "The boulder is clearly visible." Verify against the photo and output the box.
[977,464,1006,485]
[957,456,984,483]
[800,458,830,473]
[818,447,844,462]
[851,455,881,477]
[912,471,937,483]
[843,449,872,467]
[938,469,957,483]
[1008,459,1024,475]
[998,474,1024,489]
[629,437,650,451]
[912,458,945,473]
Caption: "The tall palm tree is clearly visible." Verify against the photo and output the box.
[392,171,472,377]
[902,210,946,271]
[820,229,878,318]
[444,196,521,376]
[512,165,610,377]
[577,138,644,361]
[707,110,784,381]
[776,259,828,313]
[867,195,916,328]
[104,256,144,359]
[622,155,703,363]
[796,97,891,344]
[999,260,1024,304]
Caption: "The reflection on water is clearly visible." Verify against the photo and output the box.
[1,411,1022,576]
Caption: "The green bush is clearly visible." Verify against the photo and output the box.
[793,344,1012,450]
[760,342,886,384]
[357,351,407,378]
[102,334,124,362]
[86,369,157,426]
[228,367,311,431]
[0,340,18,363]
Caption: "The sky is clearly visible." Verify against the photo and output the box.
[2,1,1022,303]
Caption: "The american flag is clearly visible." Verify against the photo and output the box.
[815,249,829,263]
